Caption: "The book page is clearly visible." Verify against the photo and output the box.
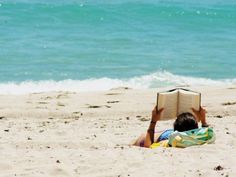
[178,89,200,116]
[157,90,178,120]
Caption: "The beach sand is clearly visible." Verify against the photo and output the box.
[0,86,236,177]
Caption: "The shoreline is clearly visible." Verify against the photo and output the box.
[0,71,235,94]
[1,85,236,118]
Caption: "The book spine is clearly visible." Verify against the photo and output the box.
[156,93,159,111]
[199,93,201,110]
[177,91,179,115]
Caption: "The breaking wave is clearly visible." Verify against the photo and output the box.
[0,71,235,94]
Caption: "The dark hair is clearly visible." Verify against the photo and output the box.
[174,112,198,132]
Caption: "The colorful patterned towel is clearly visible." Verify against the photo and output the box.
[150,127,215,149]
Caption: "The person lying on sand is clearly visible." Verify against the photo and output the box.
[133,106,209,148]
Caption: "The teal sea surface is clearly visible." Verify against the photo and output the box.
[0,0,236,93]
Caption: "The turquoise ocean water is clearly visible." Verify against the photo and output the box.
[0,0,236,93]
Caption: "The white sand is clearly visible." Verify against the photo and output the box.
[0,86,236,177]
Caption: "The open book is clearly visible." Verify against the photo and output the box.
[157,88,201,120]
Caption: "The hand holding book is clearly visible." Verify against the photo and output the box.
[192,107,209,127]
[151,107,164,123]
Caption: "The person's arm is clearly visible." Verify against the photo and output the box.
[144,107,164,148]
[192,106,209,127]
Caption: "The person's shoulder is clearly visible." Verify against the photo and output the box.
[157,129,174,142]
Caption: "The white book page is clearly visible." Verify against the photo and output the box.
[178,89,200,116]
[157,90,178,120]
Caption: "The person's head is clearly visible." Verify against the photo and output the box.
[173,112,198,132]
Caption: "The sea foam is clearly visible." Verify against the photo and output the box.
[0,71,235,94]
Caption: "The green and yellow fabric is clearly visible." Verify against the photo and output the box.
[150,127,215,149]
